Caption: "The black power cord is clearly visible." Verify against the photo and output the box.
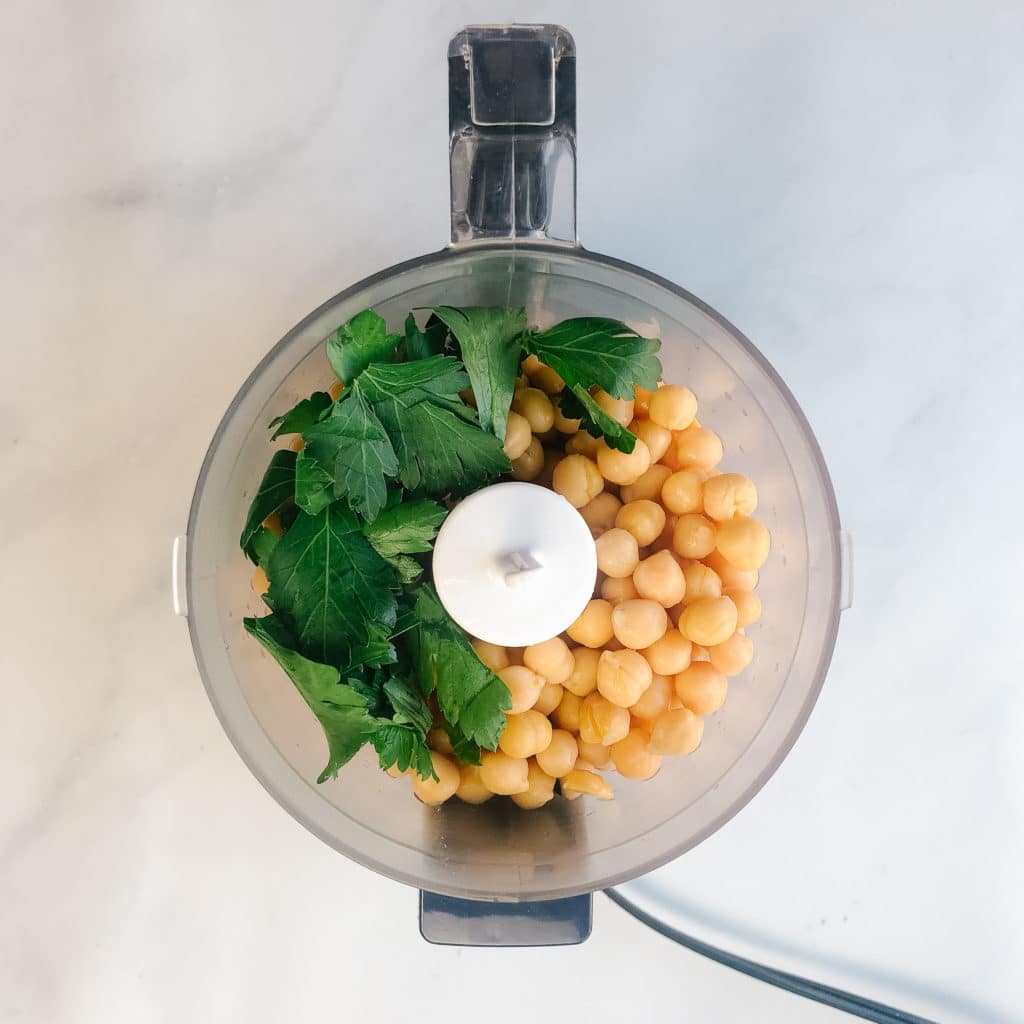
[604,888,939,1024]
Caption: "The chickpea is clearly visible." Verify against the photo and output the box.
[725,587,762,627]
[563,646,601,696]
[594,389,635,427]
[552,690,583,732]
[512,387,556,433]
[535,683,564,716]
[523,637,575,685]
[426,728,454,754]
[567,599,615,648]
[561,768,614,800]
[675,424,723,468]
[508,760,556,809]
[678,595,739,647]
[682,562,722,605]
[649,384,698,431]
[596,528,640,579]
[629,418,673,463]
[564,430,602,458]
[659,442,684,472]
[288,435,305,453]
[601,575,640,605]
[596,438,652,486]
[553,399,581,433]
[616,499,667,546]
[629,673,674,721]
[456,763,493,804]
[511,436,544,480]
[536,729,579,778]
[621,463,672,504]
[702,473,758,521]
[479,750,530,795]
[577,739,613,770]
[553,454,604,508]
[673,513,717,559]
[649,707,704,755]
[612,599,669,650]
[503,411,532,459]
[579,492,622,537]
[703,548,759,590]
[643,629,693,676]
[579,692,631,746]
[691,645,711,662]
[649,513,679,553]
[385,763,408,778]
[411,752,461,804]
[611,729,663,779]
[328,380,344,400]
[716,516,771,571]
[674,662,728,715]
[497,665,545,714]
[472,638,510,673]
[532,364,565,395]
[633,384,656,416]
[661,469,704,515]
[262,510,284,537]
[709,630,754,676]
[597,649,654,707]
[522,353,543,375]
[633,550,687,607]
[252,566,270,595]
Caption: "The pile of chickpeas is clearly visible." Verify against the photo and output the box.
[401,355,771,809]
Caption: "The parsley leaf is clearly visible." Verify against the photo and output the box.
[406,585,511,749]
[249,525,281,567]
[361,495,447,559]
[265,503,398,665]
[240,450,297,561]
[372,725,435,779]
[522,317,662,398]
[400,312,447,362]
[432,306,526,438]
[445,721,482,765]
[244,615,376,783]
[356,355,469,404]
[269,391,333,439]
[301,386,398,522]
[294,450,334,516]
[326,309,401,384]
[560,384,639,453]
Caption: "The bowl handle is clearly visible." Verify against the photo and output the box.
[419,890,592,946]
[448,25,579,246]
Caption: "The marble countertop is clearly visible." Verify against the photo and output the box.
[3,2,1022,1022]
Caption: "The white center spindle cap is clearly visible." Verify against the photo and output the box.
[431,482,597,647]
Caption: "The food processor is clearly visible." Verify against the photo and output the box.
[174,24,847,945]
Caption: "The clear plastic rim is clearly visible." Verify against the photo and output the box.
[185,243,843,900]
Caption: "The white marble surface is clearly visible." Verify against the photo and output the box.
[3,2,1022,1022]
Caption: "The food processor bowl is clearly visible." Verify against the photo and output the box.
[178,24,845,929]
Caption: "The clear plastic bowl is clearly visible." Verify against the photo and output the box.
[184,243,842,901]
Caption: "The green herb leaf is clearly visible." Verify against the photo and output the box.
[560,384,638,453]
[523,317,661,399]
[294,449,335,516]
[401,312,447,362]
[372,726,436,779]
[345,623,399,672]
[244,615,376,783]
[326,309,402,385]
[445,721,482,765]
[406,585,511,749]
[375,397,509,497]
[265,503,398,666]
[240,450,297,560]
[356,355,469,404]
[432,306,526,438]
[302,386,398,522]
[249,525,281,567]
[384,676,433,736]
[269,391,333,439]
[362,496,447,559]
